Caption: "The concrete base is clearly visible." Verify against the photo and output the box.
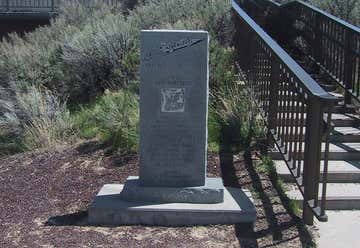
[315,210,360,248]
[89,184,256,226]
[120,176,224,204]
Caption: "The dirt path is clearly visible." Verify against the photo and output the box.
[0,141,315,247]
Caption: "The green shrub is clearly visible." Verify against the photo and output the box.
[208,110,221,152]
[209,44,237,92]
[73,90,139,151]
[0,84,74,152]
[209,44,265,151]
[57,0,124,27]
[0,0,244,154]
[130,0,233,45]
[208,45,264,150]
[62,13,139,103]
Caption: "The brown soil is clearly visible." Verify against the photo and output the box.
[0,141,316,247]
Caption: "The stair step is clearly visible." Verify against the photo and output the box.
[329,113,360,127]
[276,89,343,100]
[333,104,359,114]
[269,142,360,160]
[275,113,360,127]
[331,127,360,142]
[276,104,358,114]
[278,126,360,142]
[274,160,360,183]
[286,183,360,210]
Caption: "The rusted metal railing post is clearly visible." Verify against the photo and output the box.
[344,29,353,105]
[302,97,324,225]
[267,57,280,146]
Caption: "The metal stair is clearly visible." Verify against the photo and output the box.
[272,49,360,211]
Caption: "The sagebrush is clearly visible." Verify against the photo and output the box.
[0,0,260,154]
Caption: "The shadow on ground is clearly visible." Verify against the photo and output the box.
[76,140,111,155]
[76,140,137,167]
[45,211,89,226]
[219,138,315,248]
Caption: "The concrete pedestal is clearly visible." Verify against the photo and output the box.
[120,176,224,204]
[89,184,256,226]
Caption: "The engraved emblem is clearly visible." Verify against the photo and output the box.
[161,88,185,112]
[160,38,204,54]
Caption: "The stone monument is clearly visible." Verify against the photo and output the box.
[89,30,256,226]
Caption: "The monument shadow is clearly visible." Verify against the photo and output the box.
[219,130,314,247]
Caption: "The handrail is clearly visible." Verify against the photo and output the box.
[284,1,360,33]
[232,0,337,225]
[253,0,360,32]
[232,1,336,101]
[0,0,121,13]
[284,1,360,105]
[247,0,360,104]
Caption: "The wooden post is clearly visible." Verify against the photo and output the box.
[302,97,324,225]
[6,0,9,11]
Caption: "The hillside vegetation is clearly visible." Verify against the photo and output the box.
[0,0,263,156]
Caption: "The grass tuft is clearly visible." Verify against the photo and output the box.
[72,90,139,152]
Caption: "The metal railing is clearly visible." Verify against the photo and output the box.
[240,0,360,106]
[283,1,360,105]
[0,0,59,11]
[232,0,338,225]
[0,0,121,12]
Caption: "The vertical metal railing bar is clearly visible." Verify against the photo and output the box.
[284,78,290,154]
[267,56,280,147]
[292,93,300,170]
[264,56,270,114]
[260,51,266,107]
[288,81,295,161]
[297,102,305,179]
[330,23,335,75]
[335,26,340,79]
[279,71,285,148]
[262,52,266,108]
[340,29,345,82]
[321,110,332,219]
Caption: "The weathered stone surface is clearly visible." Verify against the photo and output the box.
[120,176,224,204]
[89,184,256,226]
[139,30,209,187]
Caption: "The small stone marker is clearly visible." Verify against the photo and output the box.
[89,30,256,227]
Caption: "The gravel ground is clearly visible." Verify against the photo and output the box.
[0,141,316,247]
